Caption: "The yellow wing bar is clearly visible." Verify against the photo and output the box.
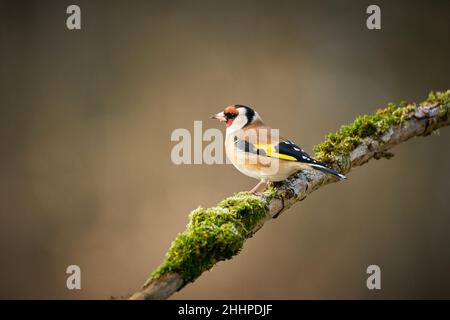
[253,143,298,161]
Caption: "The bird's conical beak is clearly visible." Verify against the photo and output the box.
[211,112,226,122]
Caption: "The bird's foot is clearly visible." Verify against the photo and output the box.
[249,180,267,194]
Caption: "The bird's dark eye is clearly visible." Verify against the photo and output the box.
[225,112,237,119]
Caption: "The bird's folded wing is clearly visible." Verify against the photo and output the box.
[233,136,317,163]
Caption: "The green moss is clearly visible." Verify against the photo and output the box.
[313,90,450,170]
[147,192,268,285]
[425,90,450,106]
[262,183,280,201]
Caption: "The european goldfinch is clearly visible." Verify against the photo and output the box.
[212,105,346,193]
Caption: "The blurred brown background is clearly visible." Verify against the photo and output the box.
[0,0,449,299]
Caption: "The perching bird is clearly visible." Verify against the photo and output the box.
[211,104,346,193]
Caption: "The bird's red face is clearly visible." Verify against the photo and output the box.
[211,105,239,127]
[223,105,239,127]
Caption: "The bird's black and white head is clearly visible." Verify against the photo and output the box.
[211,105,261,133]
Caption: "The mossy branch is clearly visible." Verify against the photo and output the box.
[130,90,450,300]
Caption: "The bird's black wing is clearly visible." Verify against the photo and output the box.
[234,137,347,179]
[233,137,267,156]
[276,141,347,179]
[275,141,320,165]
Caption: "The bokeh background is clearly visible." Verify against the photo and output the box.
[1,0,449,299]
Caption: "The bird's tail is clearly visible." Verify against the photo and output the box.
[310,163,347,180]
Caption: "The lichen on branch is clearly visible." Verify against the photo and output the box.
[313,90,449,170]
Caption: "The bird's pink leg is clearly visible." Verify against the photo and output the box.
[250,180,267,194]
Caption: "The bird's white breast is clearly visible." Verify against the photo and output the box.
[224,133,304,182]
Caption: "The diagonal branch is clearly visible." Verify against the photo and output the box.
[130,90,450,300]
